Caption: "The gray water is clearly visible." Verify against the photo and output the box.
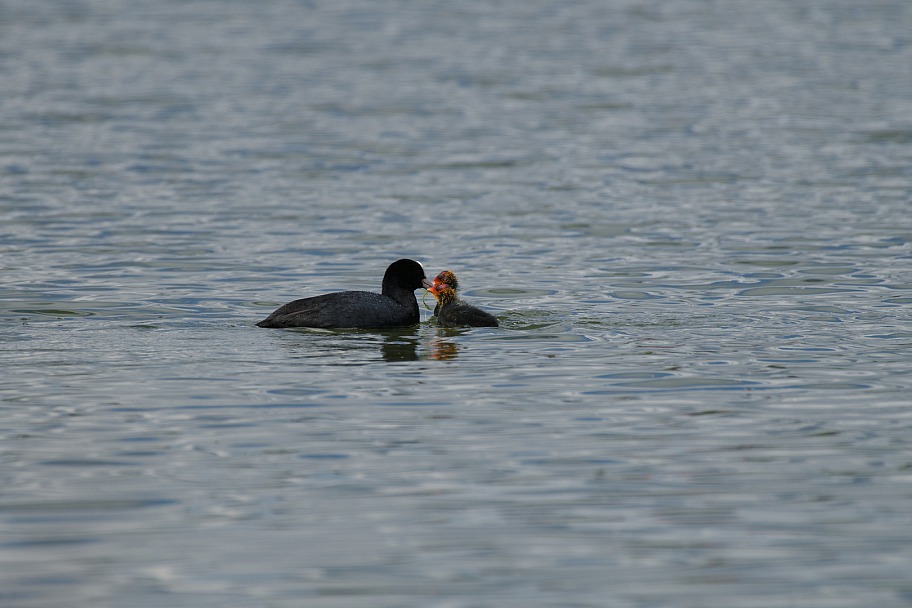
[3,0,912,606]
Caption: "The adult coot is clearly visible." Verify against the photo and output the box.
[428,280,499,328]
[256,259,432,329]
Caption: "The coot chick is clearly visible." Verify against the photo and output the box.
[431,270,459,317]
[256,259,433,329]
[428,281,499,328]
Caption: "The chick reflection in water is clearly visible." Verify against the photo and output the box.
[428,334,460,361]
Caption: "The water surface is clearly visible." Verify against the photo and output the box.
[2,1,912,606]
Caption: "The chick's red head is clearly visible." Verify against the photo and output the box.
[428,282,457,303]
[433,270,458,291]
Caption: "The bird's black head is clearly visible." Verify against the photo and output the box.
[382,259,428,293]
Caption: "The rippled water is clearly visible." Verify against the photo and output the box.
[3,0,912,606]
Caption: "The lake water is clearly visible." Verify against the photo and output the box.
[2,0,912,606]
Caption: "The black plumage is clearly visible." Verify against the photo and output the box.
[429,281,498,328]
[256,259,431,329]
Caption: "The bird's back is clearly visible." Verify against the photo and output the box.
[438,299,499,327]
[256,291,418,328]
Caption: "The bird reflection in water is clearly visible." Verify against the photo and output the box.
[427,327,467,361]
[379,330,420,362]
[264,326,460,362]
[428,336,460,360]
[381,328,463,361]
